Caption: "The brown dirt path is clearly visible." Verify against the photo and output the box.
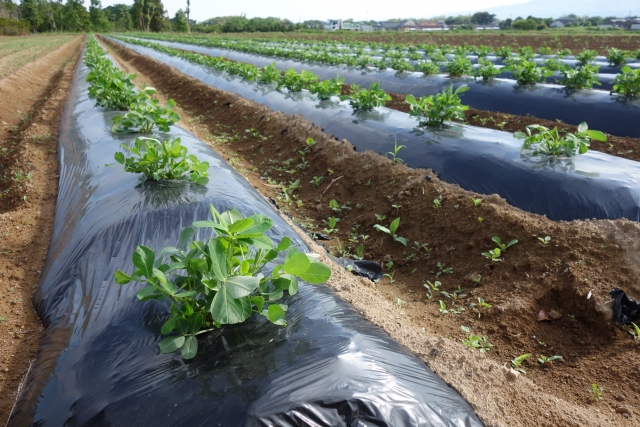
[0,36,84,424]
[100,36,640,427]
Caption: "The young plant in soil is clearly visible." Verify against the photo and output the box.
[277,68,319,92]
[386,140,405,164]
[114,137,210,184]
[341,82,392,111]
[514,122,606,157]
[446,55,473,77]
[505,58,553,85]
[590,383,605,401]
[472,59,501,81]
[559,64,601,90]
[257,63,281,84]
[461,326,493,352]
[114,206,331,359]
[606,48,629,67]
[541,57,565,72]
[538,355,562,364]
[405,84,469,127]
[494,46,513,60]
[511,353,532,374]
[416,60,442,75]
[373,217,408,246]
[309,76,344,99]
[575,49,598,66]
[611,66,640,97]
[112,99,180,134]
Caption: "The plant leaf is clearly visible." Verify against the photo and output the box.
[210,286,249,324]
[297,261,331,284]
[283,252,311,275]
[158,335,185,353]
[207,238,228,281]
[132,246,155,278]
[225,276,260,298]
[182,336,198,359]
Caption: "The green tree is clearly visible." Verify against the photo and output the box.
[470,11,496,25]
[89,0,110,31]
[19,0,41,31]
[104,3,133,31]
[62,0,90,32]
[131,0,168,32]
[511,19,537,30]
[172,8,187,32]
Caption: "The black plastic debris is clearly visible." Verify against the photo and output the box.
[610,288,640,324]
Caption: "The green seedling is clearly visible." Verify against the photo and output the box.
[373,217,407,246]
[386,140,405,164]
[395,297,406,307]
[478,217,484,223]
[310,176,324,187]
[590,383,605,401]
[305,137,317,148]
[114,205,331,359]
[612,66,640,97]
[511,353,532,374]
[384,270,396,283]
[470,197,483,206]
[309,76,344,99]
[424,280,442,300]
[538,236,551,246]
[538,355,562,364]
[406,84,469,127]
[492,236,518,252]
[340,82,391,111]
[436,262,453,276]
[438,300,448,314]
[114,137,209,184]
[469,297,492,318]
[375,214,387,221]
[482,248,502,262]
[323,216,340,234]
[515,122,606,157]
[433,198,442,209]
[461,326,493,352]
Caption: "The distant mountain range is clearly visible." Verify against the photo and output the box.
[474,0,639,20]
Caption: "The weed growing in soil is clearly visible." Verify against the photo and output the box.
[114,206,331,359]
[492,236,518,252]
[386,140,405,164]
[374,217,408,246]
[511,353,532,374]
[469,197,483,206]
[461,326,493,352]
[590,383,605,401]
[469,297,492,318]
[538,355,562,364]
[114,137,209,184]
[515,122,606,156]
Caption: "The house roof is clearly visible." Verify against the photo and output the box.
[375,21,404,28]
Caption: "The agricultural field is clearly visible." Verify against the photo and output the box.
[0,33,83,423]
[2,28,640,427]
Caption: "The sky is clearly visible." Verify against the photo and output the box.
[99,0,532,22]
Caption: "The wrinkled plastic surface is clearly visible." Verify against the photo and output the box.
[123,37,640,139]
[109,38,640,222]
[610,288,640,324]
[8,51,482,427]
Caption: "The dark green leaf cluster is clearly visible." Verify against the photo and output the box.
[84,37,154,111]
[406,84,469,127]
[612,66,640,97]
[606,48,630,67]
[514,122,606,157]
[559,65,601,90]
[340,82,391,111]
[505,57,553,85]
[112,99,180,133]
[416,60,442,76]
[114,137,209,184]
[115,206,332,359]
[473,59,502,81]
[277,68,319,92]
[309,76,344,100]
[446,55,473,77]
[575,49,598,67]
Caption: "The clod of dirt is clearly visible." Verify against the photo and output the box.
[503,366,520,383]
[538,308,551,321]
[548,309,563,320]
[616,407,633,417]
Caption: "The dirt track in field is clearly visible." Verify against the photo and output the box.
[0,35,83,424]
[101,36,640,427]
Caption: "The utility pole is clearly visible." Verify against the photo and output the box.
[186,0,191,33]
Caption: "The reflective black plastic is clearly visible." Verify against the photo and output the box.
[126,37,640,139]
[109,38,640,222]
[7,51,482,427]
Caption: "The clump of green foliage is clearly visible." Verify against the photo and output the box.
[575,49,598,66]
[341,82,391,111]
[405,84,469,127]
[114,137,210,184]
[606,48,629,67]
[112,99,180,133]
[612,66,640,96]
[559,65,601,90]
[514,122,606,156]
[473,59,502,81]
[446,55,473,77]
[277,68,319,92]
[505,58,553,85]
[115,206,332,359]
[309,76,344,99]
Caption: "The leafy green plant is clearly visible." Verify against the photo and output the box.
[541,57,565,72]
[373,217,407,246]
[438,300,448,314]
[405,84,469,127]
[515,122,606,156]
[424,280,442,300]
[446,55,472,77]
[538,355,562,364]
[469,197,483,206]
[114,137,209,184]
[517,46,535,60]
[473,59,501,81]
[341,82,391,111]
[277,68,319,92]
[511,353,532,374]
[461,326,493,352]
[559,64,601,89]
[114,206,331,359]
[309,76,344,100]
[469,297,492,317]
[575,49,598,66]
[611,66,640,96]
[538,236,551,245]
[112,99,180,134]
[494,46,513,60]
[537,46,552,56]
[416,60,442,75]
[323,216,340,234]
[606,48,629,67]
[481,248,502,262]
[389,58,414,72]
[590,383,605,401]
[492,236,518,252]
[386,140,405,164]
[505,58,553,85]
[258,63,281,84]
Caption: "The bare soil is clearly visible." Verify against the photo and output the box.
[101,36,640,427]
[0,35,83,424]
[221,32,640,55]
